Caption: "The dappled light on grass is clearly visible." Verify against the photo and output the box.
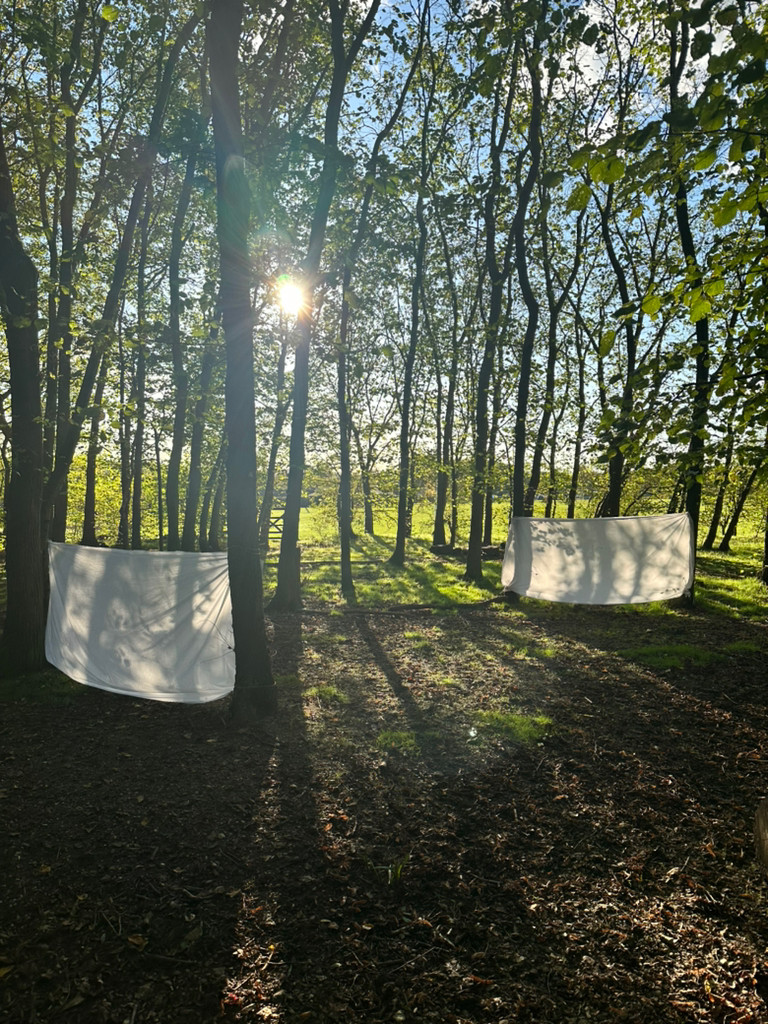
[471,709,552,743]
[263,519,502,609]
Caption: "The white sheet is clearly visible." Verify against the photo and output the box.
[45,542,235,702]
[501,513,694,604]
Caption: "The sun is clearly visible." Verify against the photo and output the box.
[276,276,305,317]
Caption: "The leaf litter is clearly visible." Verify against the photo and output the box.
[1,602,767,1022]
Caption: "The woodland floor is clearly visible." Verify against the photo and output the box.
[2,592,768,1023]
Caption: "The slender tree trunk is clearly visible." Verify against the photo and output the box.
[0,120,46,672]
[80,354,109,546]
[181,341,218,551]
[200,435,226,552]
[669,14,710,551]
[209,460,226,552]
[153,425,165,551]
[257,334,291,550]
[511,47,543,519]
[483,342,503,546]
[702,422,735,550]
[337,266,355,599]
[117,317,132,549]
[273,0,381,606]
[761,504,768,586]
[466,45,523,581]
[131,191,152,550]
[718,456,764,553]
[567,332,586,519]
[166,150,197,550]
[209,0,275,718]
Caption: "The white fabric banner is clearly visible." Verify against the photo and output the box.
[45,542,235,703]
[501,513,694,604]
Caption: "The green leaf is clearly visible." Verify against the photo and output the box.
[712,200,738,227]
[689,296,711,322]
[641,294,662,316]
[715,6,739,26]
[691,30,714,61]
[589,157,625,185]
[568,146,592,170]
[101,4,118,22]
[566,182,591,213]
[693,146,718,171]
[599,329,616,358]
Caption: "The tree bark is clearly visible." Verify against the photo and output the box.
[209,0,275,718]
[181,338,218,551]
[272,0,382,607]
[0,120,46,672]
[337,265,355,599]
[80,354,109,546]
[166,150,198,550]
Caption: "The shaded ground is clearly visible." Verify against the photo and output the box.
[2,597,768,1023]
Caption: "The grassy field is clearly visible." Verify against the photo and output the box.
[261,502,768,619]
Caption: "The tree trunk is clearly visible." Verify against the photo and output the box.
[199,435,226,552]
[718,457,764,553]
[257,334,291,550]
[669,15,710,551]
[153,425,165,551]
[80,354,109,546]
[209,0,275,718]
[181,339,218,551]
[131,192,152,550]
[511,45,543,519]
[0,120,47,672]
[337,265,355,599]
[567,330,587,519]
[117,316,132,549]
[166,150,197,551]
[273,0,381,605]
[702,419,735,551]
[483,341,503,546]
[209,460,226,552]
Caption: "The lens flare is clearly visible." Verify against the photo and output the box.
[276,276,305,317]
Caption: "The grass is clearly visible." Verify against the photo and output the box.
[376,729,419,754]
[0,669,85,705]
[617,643,726,671]
[305,683,349,705]
[471,709,553,743]
[262,502,768,624]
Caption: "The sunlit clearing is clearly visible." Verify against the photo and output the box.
[276,276,305,317]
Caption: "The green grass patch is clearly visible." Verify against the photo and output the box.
[471,709,552,743]
[275,673,303,687]
[376,729,418,754]
[0,670,84,705]
[617,644,725,671]
[724,639,762,655]
[305,684,349,705]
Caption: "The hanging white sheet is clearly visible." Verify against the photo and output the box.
[45,542,235,703]
[501,513,694,604]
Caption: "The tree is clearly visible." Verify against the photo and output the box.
[208,0,276,719]
[0,119,46,671]
[271,0,382,609]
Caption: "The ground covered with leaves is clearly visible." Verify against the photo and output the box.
[2,593,768,1023]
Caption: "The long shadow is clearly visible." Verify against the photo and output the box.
[0,688,276,1023]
